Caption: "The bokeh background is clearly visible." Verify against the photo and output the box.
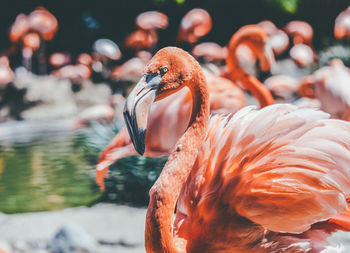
[0,0,349,60]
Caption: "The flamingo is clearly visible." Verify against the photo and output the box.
[177,8,212,45]
[9,7,58,74]
[334,6,350,41]
[289,43,316,67]
[77,53,93,67]
[124,46,350,253]
[191,42,228,78]
[225,25,275,107]
[264,74,299,100]
[95,25,275,190]
[258,20,289,57]
[191,42,227,63]
[0,56,15,87]
[284,21,317,67]
[92,38,121,80]
[298,59,350,120]
[110,51,152,95]
[125,11,168,52]
[49,52,71,69]
[284,21,313,46]
[52,63,91,92]
[73,104,115,129]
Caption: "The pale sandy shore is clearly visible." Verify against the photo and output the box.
[1,204,350,253]
[0,204,147,253]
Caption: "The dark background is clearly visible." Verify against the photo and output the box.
[0,0,348,59]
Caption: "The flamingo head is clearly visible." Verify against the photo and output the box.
[124,46,196,155]
[244,31,275,72]
[229,25,275,73]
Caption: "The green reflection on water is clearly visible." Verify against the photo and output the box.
[0,133,101,214]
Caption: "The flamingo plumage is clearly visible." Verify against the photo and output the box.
[123,46,350,253]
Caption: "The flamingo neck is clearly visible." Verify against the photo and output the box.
[145,70,209,253]
[226,34,274,108]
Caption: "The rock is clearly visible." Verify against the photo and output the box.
[49,223,97,253]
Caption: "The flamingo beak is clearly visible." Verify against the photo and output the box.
[260,44,275,72]
[123,73,161,155]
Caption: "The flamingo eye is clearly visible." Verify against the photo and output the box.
[159,66,168,76]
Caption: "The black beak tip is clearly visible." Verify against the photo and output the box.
[134,128,146,155]
[123,108,146,156]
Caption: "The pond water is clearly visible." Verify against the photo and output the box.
[0,129,101,214]
[0,120,166,214]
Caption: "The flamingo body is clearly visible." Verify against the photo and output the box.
[119,47,350,253]
[175,104,350,252]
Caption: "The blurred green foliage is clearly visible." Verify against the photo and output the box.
[266,0,300,13]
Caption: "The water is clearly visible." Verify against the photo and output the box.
[0,128,101,214]
[0,120,167,214]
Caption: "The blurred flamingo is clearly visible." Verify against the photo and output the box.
[110,51,152,95]
[49,52,71,69]
[284,21,317,67]
[77,53,93,67]
[334,6,350,41]
[258,20,289,56]
[225,25,275,107]
[298,59,350,120]
[73,104,115,129]
[123,46,350,253]
[92,38,121,80]
[191,42,227,63]
[289,43,316,67]
[264,74,299,100]
[177,8,212,45]
[0,56,27,120]
[284,20,313,46]
[0,56,15,87]
[21,32,41,71]
[191,42,227,77]
[9,7,58,74]
[125,11,168,52]
[52,64,91,92]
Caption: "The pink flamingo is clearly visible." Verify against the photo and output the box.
[125,46,350,253]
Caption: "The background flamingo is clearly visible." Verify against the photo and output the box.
[225,25,275,107]
[298,59,350,120]
[334,6,350,41]
[176,8,212,46]
[125,46,350,253]
[124,11,168,52]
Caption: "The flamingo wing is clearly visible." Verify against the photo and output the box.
[178,104,350,234]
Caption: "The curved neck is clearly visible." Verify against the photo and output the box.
[145,70,209,253]
[226,29,274,108]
